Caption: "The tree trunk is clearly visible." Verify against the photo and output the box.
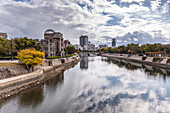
[32,67,34,72]
[27,65,31,72]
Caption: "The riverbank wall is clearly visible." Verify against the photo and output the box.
[102,54,170,70]
[0,66,29,80]
[0,56,80,100]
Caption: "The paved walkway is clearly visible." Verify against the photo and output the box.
[0,69,40,84]
[0,60,19,63]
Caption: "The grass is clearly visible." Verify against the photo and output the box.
[0,63,24,67]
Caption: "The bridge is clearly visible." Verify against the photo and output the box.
[79,52,100,57]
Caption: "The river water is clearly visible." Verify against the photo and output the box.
[0,56,170,113]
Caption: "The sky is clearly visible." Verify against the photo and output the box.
[0,0,170,46]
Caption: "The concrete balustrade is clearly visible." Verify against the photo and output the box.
[161,59,168,64]
[102,54,170,69]
[145,57,153,62]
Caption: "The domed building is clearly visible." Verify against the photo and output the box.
[41,29,65,57]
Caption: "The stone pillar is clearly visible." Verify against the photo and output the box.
[48,40,50,57]
[59,38,61,56]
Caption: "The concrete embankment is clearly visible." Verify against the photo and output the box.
[102,54,170,70]
[0,56,80,100]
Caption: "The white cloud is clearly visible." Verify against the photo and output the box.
[133,38,138,41]
[0,0,169,45]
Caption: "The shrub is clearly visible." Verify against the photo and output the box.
[0,56,18,60]
[61,59,65,63]
[167,59,170,64]
[142,56,147,60]
[46,54,74,59]
[47,56,62,59]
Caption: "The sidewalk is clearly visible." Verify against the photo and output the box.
[0,60,19,63]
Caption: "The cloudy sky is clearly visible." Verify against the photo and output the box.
[0,0,170,46]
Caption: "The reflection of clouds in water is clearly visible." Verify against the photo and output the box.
[1,56,170,113]
[74,57,170,112]
[76,85,170,113]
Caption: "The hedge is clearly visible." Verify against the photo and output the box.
[46,54,74,59]
[0,56,18,60]
[61,59,65,63]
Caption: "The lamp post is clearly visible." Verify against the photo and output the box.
[164,49,166,57]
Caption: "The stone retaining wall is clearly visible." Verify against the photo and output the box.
[0,66,28,80]
[0,56,80,100]
[0,56,79,80]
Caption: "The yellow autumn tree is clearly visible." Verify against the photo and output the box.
[77,50,81,54]
[17,49,45,72]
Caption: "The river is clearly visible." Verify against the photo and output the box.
[0,56,170,113]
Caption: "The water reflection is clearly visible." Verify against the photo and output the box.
[45,72,64,89]
[80,57,88,70]
[1,56,170,113]
[19,86,44,108]
[101,57,170,82]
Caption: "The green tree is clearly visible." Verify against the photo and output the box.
[65,46,75,54]
[0,37,11,56]
[14,37,41,51]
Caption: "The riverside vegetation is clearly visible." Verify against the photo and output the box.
[102,43,170,55]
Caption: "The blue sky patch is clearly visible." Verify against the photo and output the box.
[106,16,123,26]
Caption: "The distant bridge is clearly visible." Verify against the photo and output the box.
[79,52,99,57]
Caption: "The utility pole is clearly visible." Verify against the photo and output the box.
[11,38,13,61]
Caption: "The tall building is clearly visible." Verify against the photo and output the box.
[41,29,65,57]
[64,40,71,48]
[80,35,88,50]
[0,33,7,38]
[112,38,116,48]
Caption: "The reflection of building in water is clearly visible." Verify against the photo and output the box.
[80,57,88,69]
[19,86,44,108]
[45,72,64,88]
